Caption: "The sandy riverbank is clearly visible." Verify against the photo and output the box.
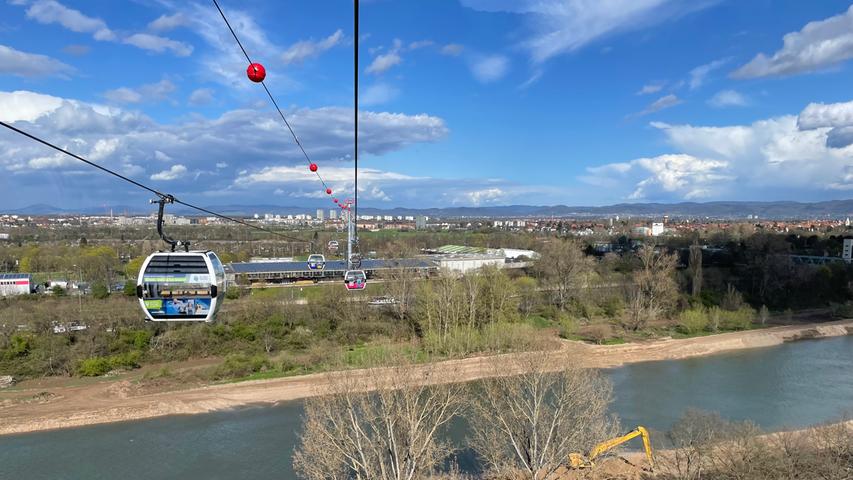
[1,320,851,436]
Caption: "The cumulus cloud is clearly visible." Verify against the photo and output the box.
[440,44,464,56]
[469,54,510,83]
[689,57,729,89]
[282,29,345,64]
[461,0,718,64]
[103,80,176,104]
[151,164,188,181]
[635,94,682,116]
[123,33,193,57]
[17,1,193,57]
[0,90,449,205]
[366,51,402,74]
[464,188,506,205]
[733,5,853,79]
[148,13,188,32]
[0,44,74,78]
[708,89,749,108]
[360,83,399,106]
[408,40,434,50]
[798,99,853,149]
[25,0,115,41]
[188,88,215,106]
[637,82,664,95]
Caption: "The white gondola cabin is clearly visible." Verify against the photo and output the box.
[344,270,367,290]
[137,251,226,322]
[307,254,326,270]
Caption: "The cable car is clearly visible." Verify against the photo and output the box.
[344,270,367,290]
[136,251,226,322]
[307,254,326,270]
[327,240,339,253]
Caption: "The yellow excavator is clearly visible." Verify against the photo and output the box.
[568,426,654,470]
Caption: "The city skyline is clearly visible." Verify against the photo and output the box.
[3,1,853,208]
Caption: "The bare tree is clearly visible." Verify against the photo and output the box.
[467,352,619,479]
[625,245,678,331]
[293,363,465,480]
[535,239,594,310]
[384,265,419,335]
[689,243,703,298]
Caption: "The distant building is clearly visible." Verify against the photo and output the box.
[329,209,338,220]
[0,233,9,240]
[316,209,324,221]
[651,222,665,236]
[416,215,428,230]
[843,239,853,263]
[0,273,32,296]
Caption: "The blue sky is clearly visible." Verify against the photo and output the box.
[3,0,853,209]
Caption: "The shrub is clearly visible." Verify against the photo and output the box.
[123,280,136,297]
[77,352,140,376]
[224,287,242,300]
[678,308,709,335]
[212,353,272,379]
[719,307,755,330]
[92,282,109,299]
[51,285,66,296]
[557,313,578,339]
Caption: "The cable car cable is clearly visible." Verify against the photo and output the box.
[0,120,311,245]
[354,0,359,235]
[212,0,331,193]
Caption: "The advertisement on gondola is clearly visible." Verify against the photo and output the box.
[143,298,211,316]
[142,273,212,284]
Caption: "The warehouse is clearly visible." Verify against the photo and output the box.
[0,273,32,296]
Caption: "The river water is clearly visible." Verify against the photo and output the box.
[1,336,852,480]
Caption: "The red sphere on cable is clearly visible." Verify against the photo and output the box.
[326,188,332,195]
[309,163,318,172]
[246,63,266,83]
[333,198,338,203]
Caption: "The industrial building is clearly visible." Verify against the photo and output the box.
[227,258,436,286]
[0,273,32,296]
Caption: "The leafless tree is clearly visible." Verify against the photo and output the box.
[535,239,594,310]
[689,243,703,298]
[384,265,419,334]
[466,352,619,479]
[625,245,678,331]
[293,363,465,480]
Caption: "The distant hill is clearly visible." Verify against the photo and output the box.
[6,200,853,219]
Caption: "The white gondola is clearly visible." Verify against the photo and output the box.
[307,254,326,270]
[137,251,226,322]
[344,270,367,290]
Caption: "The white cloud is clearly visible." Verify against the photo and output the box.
[366,51,402,74]
[103,80,176,104]
[360,83,399,106]
[464,188,506,205]
[798,99,853,149]
[733,5,853,79]
[215,162,228,169]
[188,88,215,106]
[440,44,464,56]
[637,82,664,95]
[0,44,74,78]
[635,94,682,116]
[148,13,187,32]
[461,0,718,64]
[708,89,749,108]
[25,0,115,41]
[61,44,90,56]
[151,164,188,181]
[154,150,172,162]
[0,90,64,122]
[408,40,434,50]
[123,33,193,57]
[689,57,729,90]
[470,54,510,83]
[282,29,345,65]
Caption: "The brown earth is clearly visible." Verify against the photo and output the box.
[1,319,851,436]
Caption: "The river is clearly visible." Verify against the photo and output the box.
[1,336,851,479]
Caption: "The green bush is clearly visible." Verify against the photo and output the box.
[92,282,109,299]
[123,280,137,297]
[224,287,242,300]
[719,307,755,331]
[678,308,709,335]
[557,313,578,339]
[77,351,140,376]
[212,353,272,379]
[51,285,66,296]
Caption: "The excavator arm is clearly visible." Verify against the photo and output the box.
[568,426,654,469]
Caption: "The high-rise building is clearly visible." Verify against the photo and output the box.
[415,215,428,230]
[316,209,324,221]
[843,238,853,263]
[329,209,337,220]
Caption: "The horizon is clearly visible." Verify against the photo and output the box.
[3,1,853,209]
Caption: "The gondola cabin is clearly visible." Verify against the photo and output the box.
[344,270,367,290]
[137,251,226,322]
[307,254,326,270]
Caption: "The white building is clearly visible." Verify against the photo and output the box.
[843,238,853,263]
[651,222,665,236]
[316,209,324,221]
[329,209,337,220]
[0,274,31,296]
[435,255,504,274]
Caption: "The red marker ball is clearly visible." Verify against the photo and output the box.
[309,163,318,172]
[333,198,338,203]
[326,188,332,195]
[247,63,266,83]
